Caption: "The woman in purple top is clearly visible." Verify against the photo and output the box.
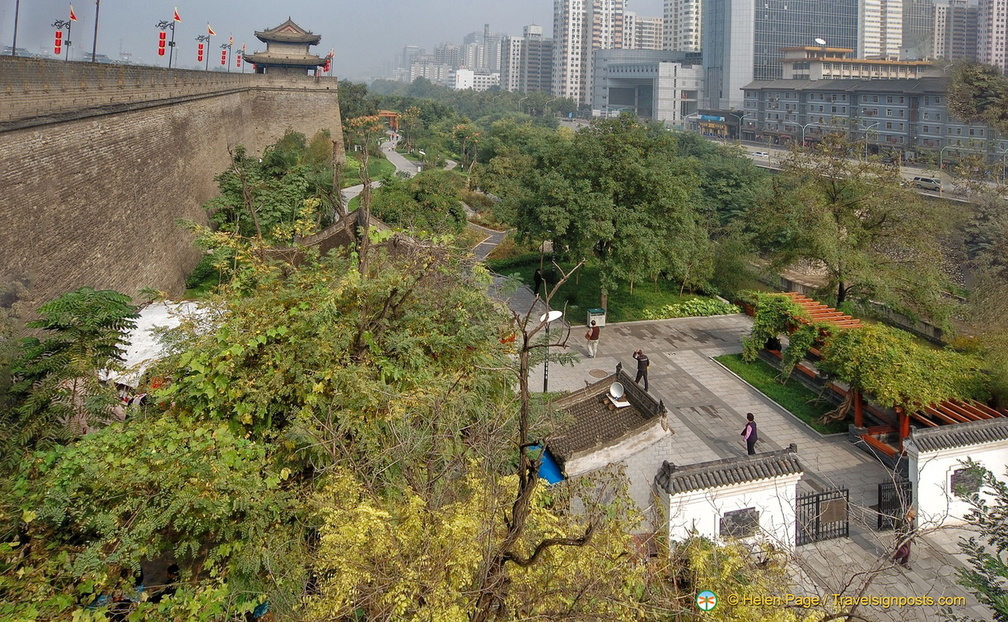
[742,412,758,455]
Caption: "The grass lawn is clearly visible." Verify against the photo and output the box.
[714,353,848,435]
[490,258,704,323]
[343,157,396,187]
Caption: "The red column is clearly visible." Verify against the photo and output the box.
[897,406,910,451]
[853,389,863,428]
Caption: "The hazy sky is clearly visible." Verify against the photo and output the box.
[0,0,664,80]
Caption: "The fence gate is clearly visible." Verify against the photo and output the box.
[877,479,912,530]
[796,487,849,546]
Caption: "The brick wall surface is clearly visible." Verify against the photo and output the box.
[0,59,343,309]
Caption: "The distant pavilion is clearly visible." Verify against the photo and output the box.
[246,18,326,76]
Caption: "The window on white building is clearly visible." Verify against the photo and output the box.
[720,507,760,538]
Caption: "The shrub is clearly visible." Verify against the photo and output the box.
[641,298,740,320]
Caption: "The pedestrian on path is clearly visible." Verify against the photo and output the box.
[892,506,917,570]
[741,412,758,455]
[585,320,601,358]
[633,349,649,391]
[533,269,544,298]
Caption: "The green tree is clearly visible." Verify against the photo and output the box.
[948,61,1008,135]
[750,133,955,320]
[956,464,1008,621]
[370,169,467,235]
[3,287,137,464]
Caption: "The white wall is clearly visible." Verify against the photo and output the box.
[662,474,802,550]
[907,439,1008,527]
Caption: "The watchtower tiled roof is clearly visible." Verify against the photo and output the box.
[910,417,1008,453]
[548,364,667,466]
[254,18,322,45]
[655,444,803,495]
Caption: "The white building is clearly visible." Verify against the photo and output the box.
[859,0,904,59]
[624,12,664,50]
[554,0,626,106]
[905,418,1008,528]
[453,67,500,91]
[655,445,805,551]
[663,0,703,52]
[979,0,1008,73]
[592,49,703,127]
[501,37,524,91]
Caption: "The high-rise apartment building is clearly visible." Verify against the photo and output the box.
[979,0,1008,72]
[624,12,664,49]
[902,0,935,59]
[663,0,703,51]
[435,43,461,68]
[501,25,555,93]
[553,0,626,105]
[859,0,903,58]
[933,0,978,60]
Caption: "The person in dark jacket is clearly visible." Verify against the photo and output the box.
[632,349,649,391]
[533,269,544,297]
[741,412,758,455]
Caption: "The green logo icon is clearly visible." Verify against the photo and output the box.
[697,590,718,611]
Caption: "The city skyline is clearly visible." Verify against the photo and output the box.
[0,0,664,79]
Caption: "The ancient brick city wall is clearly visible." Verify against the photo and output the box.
[0,57,343,310]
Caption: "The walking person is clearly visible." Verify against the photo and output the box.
[892,507,917,570]
[585,320,601,358]
[741,413,758,455]
[533,269,544,298]
[632,349,649,391]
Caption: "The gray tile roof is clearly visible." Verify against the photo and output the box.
[655,444,803,495]
[742,77,949,94]
[548,364,667,466]
[910,417,1008,453]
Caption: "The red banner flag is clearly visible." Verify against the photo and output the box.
[173,7,181,22]
[69,5,77,21]
[207,24,216,36]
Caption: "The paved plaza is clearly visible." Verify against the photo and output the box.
[488,276,994,622]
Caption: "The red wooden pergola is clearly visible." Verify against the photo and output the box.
[772,293,1007,457]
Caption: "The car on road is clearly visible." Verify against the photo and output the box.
[911,176,942,191]
[753,151,769,158]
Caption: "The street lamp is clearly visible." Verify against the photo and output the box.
[11,0,21,56]
[52,18,72,62]
[540,309,563,393]
[518,95,529,113]
[220,40,233,72]
[195,34,211,70]
[544,97,558,117]
[90,0,101,63]
[795,121,818,146]
[862,121,878,160]
[156,19,177,68]
[726,110,752,141]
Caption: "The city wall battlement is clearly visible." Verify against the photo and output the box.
[0,57,343,311]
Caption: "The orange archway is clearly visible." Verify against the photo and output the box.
[377,110,400,131]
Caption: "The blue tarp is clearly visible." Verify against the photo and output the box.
[533,445,565,484]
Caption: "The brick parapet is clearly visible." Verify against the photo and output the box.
[0,64,343,312]
[0,56,338,128]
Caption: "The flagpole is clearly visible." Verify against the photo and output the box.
[65,19,72,61]
[91,0,100,62]
[168,23,176,69]
[12,0,21,56]
[206,32,211,70]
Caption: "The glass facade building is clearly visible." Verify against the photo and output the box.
[753,0,859,81]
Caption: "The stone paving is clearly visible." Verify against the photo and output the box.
[492,278,993,621]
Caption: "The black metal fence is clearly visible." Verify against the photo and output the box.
[796,487,850,546]
[877,478,913,530]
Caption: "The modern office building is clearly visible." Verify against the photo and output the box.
[409,55,454,85]
[859,0,903,59]
[501,25,556,93]
[739,77,1008,162]
[592,49,703,126]
[979,0,1008,72]
[663,0,703,52]
[624,12,664,50]
[933,0,978,61]
[703,0,859,110]
[701,0,754,110]
[401,45,423,71]
[554,0,626,105]
[454,68,501,91]
[902,0,935,59]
